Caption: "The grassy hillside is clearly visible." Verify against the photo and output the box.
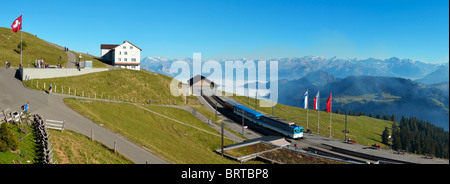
[0,27,68,67]
[0,123,38,164]
[25,69,186,105]
[64,98,235,164]
[226,92,394,148]
[50,129,133,164]
[71,51,108,68]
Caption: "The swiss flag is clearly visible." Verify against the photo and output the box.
[11,15,22,33]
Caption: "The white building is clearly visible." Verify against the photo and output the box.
[101,41,142,70]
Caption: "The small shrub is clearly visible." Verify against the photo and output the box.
[0,123,20,152]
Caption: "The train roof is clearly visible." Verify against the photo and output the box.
[262,115,296,126]
[224,100,240,106]
[234,104,264,117]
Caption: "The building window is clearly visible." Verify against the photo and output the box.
[118,58,121,61]
[130,46,133,49]
[131,58,136,62]
[131,65,136,69]
[123,46,126,49]
[124,58,128,61]
[119,51,121,55]
[124,51,128,55]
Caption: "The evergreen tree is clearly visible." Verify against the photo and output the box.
[391,122,402,150]
[387,115,449,159]
[381,127,390,145]
[392,114,398,123]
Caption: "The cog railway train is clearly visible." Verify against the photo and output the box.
[222,99,304,139]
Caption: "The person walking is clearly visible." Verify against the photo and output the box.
[49,83,53,93]
[22,102,30,114]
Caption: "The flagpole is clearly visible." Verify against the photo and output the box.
[329,94,332,138]
[20,29,22,67]
[306,89,308,130]
[317,91,320,134]
[20,14,23,67]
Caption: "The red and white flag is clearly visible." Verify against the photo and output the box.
[313,91,319,110]
[11,15,22,33]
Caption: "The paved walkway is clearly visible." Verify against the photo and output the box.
[0,68,167,164]
[298,133,449,164]
[44,41,76,68]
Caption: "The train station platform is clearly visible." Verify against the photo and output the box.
[300,133,449,164]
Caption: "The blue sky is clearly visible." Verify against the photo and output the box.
[1,0,448,63]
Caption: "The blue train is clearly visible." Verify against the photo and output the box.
[223,100,304,139]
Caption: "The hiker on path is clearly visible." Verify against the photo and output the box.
[22,102,30,113]
[49,83,53,93]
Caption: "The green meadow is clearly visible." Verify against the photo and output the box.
[25,69,186,105]
[64,98,235,164]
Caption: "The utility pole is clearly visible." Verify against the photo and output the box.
[242,114,245,135]
[221,121,224,157]
[343,108,349,143]
[255,91,257,110]
[271,99,274,116]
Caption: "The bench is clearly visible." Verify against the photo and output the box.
[397,149,406,155]
[45,119,65,132]
[424,154,434,159]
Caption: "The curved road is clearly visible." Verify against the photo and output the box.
[0,68,167,164]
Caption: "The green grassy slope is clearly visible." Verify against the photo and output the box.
[0,123,38,164]
[64,98,235,164]
[0,27,68,67]
[71,51,108,68]
[25,69,186,105]
[50,129,134,164]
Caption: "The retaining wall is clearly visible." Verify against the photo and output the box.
[20,67,109,80]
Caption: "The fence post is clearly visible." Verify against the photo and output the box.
[91,129,94,141]
[69,87,71,95]
[114,140,117,153]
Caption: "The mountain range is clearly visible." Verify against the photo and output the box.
[276,70,449,130]
[141,56,449,82]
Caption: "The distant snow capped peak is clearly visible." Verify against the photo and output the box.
[143,56,169,62]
